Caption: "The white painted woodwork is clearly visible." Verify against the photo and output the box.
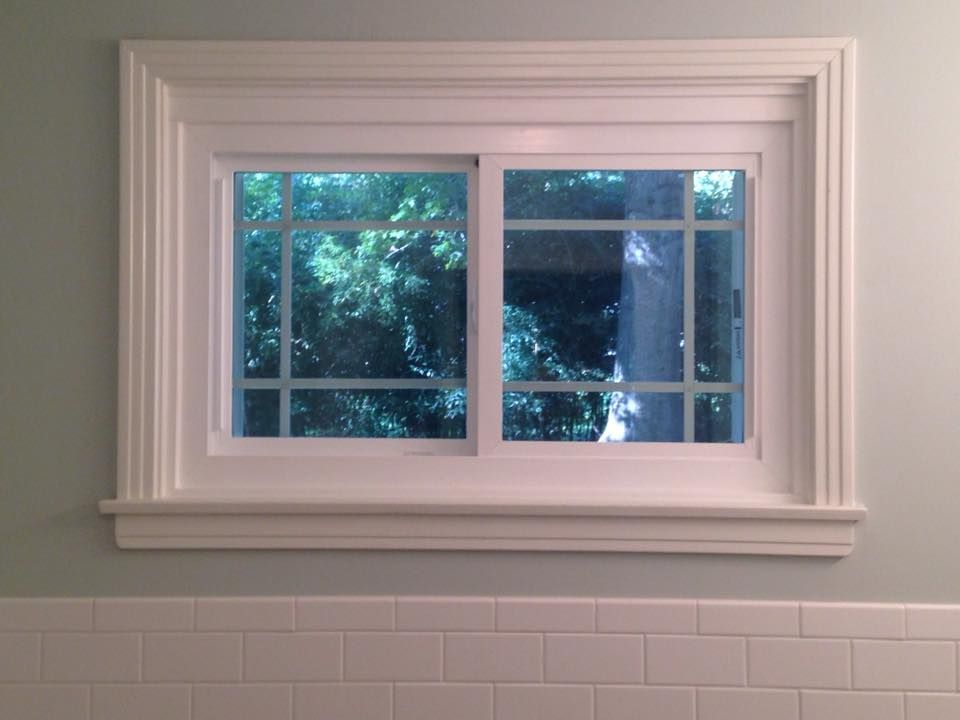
[104,39,859,553]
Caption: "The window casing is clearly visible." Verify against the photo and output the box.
[102,39,862,554]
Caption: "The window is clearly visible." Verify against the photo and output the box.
[232,167,470,442]
[500,167,745,445]
[233,165,746,447]
[102,39,862,554]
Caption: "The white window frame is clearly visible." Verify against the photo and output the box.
[100,39,863,554]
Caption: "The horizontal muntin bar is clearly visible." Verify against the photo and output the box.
[503,219,744,232]
[503,381,743,393]
[237,377,466,390]
[236,220,466,232]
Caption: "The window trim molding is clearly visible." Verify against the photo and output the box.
[101,38,862,554]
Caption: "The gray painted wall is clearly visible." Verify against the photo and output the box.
[2,0,959,600]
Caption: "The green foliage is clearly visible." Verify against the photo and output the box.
[237,169,742,442]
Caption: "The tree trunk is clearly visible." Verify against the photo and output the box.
[599,172,684,442]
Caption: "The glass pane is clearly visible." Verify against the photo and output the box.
[238,389,280,437]
[694,170,744,221]
[504,170,684,220]
[239,230,281,378]
[503,230,683,383]
[292,172,467,222]
[695,392,743,443]
[503,391,683,442]
[291,389,465,438]
[237,172,283,221]
[695,230,744,383]
[291,230,467,379]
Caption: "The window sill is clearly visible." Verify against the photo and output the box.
[99,499,864,555]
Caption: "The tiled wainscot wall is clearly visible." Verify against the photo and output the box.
[2,597,960,719]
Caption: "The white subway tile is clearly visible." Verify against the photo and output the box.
[396,683,493,720]
[596,687,695,720]
[699,600,799,636]
[0,598,92,631]
[397,597,494,631]
[143,633,242,682]
[193,684,292,720]
[800,690,903,720]
[344,632,442,681]
[94,598,193,631]
[0,633,40,681]
[245,632,341,681]
[294,683,392,720]
[297,597,394,630]
[0,685,89,720]
[906,604,960,639]
[42,633,140,682]
[445,633,542,682]
[545,634,643,683]
[596,599,696,634]
[801,603,905,639]
[497,598,594,632]
[646,635,746,686]
[91,685,190,720]
[698,688,799,720]
[853,640,956,691]
[905,693,960,720]
[496,684,592,720]
[196,597,294,631]
[748,638,851,689]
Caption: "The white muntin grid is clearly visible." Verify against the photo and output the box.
[232,171,470,438]
[232,169,744,442]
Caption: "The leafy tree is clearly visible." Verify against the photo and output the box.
[236,168,741,441]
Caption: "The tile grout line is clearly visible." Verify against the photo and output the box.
[848,638,854,692]
[743,634,749,688]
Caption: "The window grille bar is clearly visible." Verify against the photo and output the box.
[237,378,467,391]
[503,381,743,394]
[236,220,467,232]
[279,173,293,437]
[503,219,743,232]
[683,171,696,442]
[232,175,246,436]
[731,172,746,442]
[236,378,743,393]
